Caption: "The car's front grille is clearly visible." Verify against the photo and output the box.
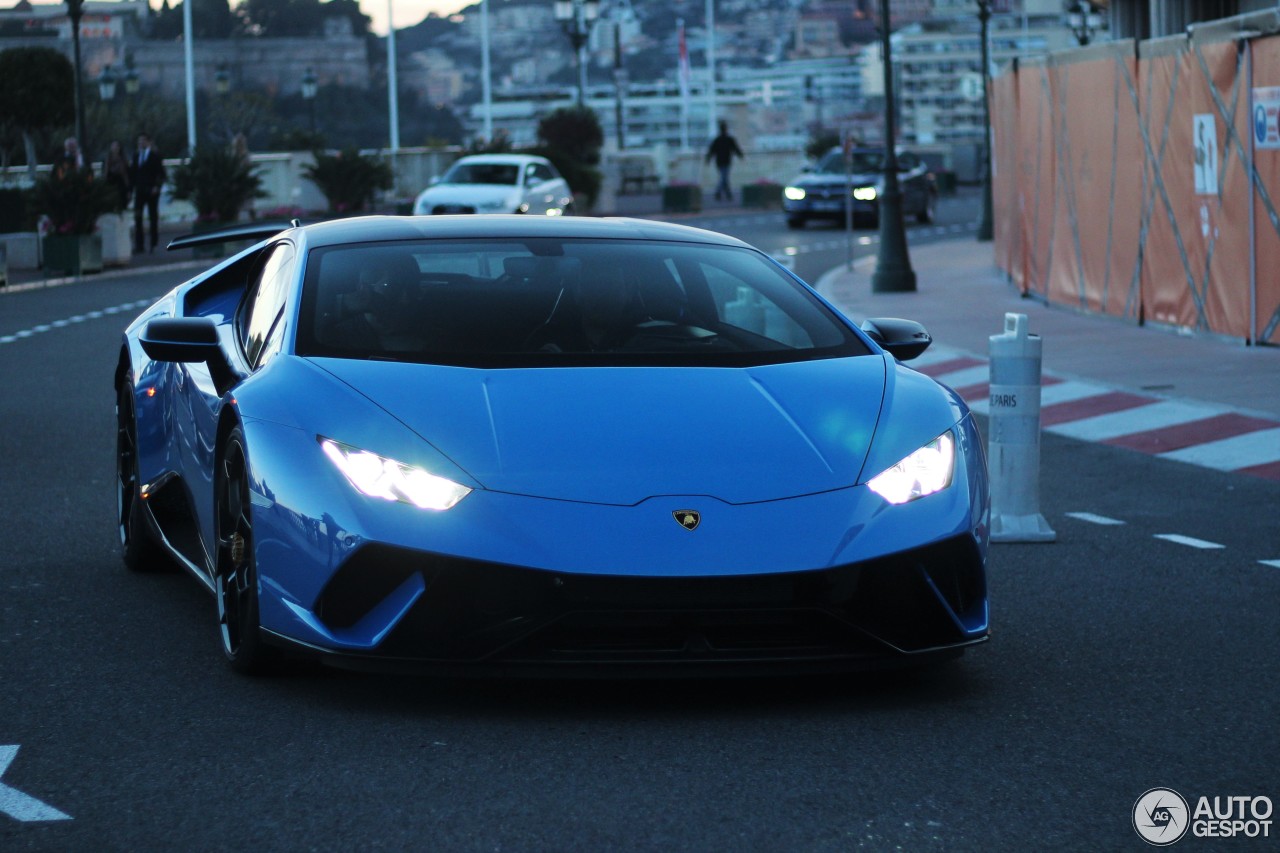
[310,535,987,667]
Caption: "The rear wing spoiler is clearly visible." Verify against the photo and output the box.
[165,219,304,251]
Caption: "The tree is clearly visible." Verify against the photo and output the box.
[151,0,240,40]
[532,107,604,210]
[0,47,74,175]
[237,0,366,37]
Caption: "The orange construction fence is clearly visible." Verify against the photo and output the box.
[991,18,1280,345]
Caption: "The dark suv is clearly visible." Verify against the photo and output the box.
[782,147,937,229]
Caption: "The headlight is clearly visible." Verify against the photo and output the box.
[852,187,878,201]
[320,437,471,511]
[784,186,806,201]
[866,431,955,505]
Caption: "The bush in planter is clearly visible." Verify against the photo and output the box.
[741,180,783,208]
[27,166,118,274]
[169,146,265,224]
[26,166,117,236]
[662,183,702,213]
[303,148,393,215]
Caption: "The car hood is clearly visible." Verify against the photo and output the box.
[790,170,880,189]
[310,357,889,506]
[417,184,517,206]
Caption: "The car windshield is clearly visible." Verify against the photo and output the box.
[816,150,885,174]
[441,162,520,185]
[297,238,870,367]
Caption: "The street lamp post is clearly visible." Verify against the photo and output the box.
[1067,1,1102,47]
[123,53,140,96]
[871,0,915,293]
[301,67,319,135]
[98,64,118,102]
[976,0,994,242]
[66,0,86,151]
[215,63,231,95]
[554,0,600,107]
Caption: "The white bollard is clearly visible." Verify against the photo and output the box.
[987,313,1056,543]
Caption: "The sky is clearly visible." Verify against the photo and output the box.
[24,0,474,37]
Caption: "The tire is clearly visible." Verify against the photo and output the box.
[214,426,282,674]
[117,384,167,572]
[916,192,937,224]
[786,216,806,230]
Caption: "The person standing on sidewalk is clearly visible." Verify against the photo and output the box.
[130,133,166,253]
[705,121,744,202]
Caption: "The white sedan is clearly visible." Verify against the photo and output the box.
[413,154,575,216]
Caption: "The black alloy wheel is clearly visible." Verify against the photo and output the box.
[214,426,280,674]
[117,384,164,571]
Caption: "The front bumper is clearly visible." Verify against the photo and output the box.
[263,533,988,676]
[784,191,876,220]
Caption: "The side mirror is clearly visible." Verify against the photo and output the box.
[861,317,931,361]
[429,175,441,186]
[141,317,240,394]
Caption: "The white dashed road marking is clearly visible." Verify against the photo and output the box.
[0,298,152,347]
[1153,534,1226,550]
[1065,512,1126,526]
[0,745,71,822]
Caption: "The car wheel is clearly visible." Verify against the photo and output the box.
[214,425,281,674]
[117,384,167,572]
[917,192,937,224]
[786,216,806,229]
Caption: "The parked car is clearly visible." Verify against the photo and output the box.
[783,147,937,229]
[117,215,989,675]
[412,154,574,216]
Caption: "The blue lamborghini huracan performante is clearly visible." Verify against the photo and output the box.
[115,215,989,675]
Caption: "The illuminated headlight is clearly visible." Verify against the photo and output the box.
[852,187,878,201]
[320,438,471,511]
[784,186,806,201]
[866,431,955,505]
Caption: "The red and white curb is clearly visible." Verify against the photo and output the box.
[910,346,1280,482]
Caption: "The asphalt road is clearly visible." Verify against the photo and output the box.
[1,206,1278,851]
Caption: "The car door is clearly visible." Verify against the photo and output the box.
[187,241,297,568]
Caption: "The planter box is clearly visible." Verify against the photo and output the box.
[741,183,783,208]
[1,232,41,270]
[97,213,133,266]
[662,185,702,214]
[43,233,103,276]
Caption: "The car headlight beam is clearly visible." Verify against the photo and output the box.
[784,186,806,201]
[320,438,471,511]
[852,187,878,201]
[866,431,955,505]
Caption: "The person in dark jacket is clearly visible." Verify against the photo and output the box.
[130,133,166,253]
[705,120,744,202]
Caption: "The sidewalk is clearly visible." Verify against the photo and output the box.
[817,241,1280,480]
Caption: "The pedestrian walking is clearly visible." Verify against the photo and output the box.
[130,133,166,253]
[705,120,744,203]
[104,140,131,212]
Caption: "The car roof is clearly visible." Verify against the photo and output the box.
[449,153,547,167]
[293,215,757,251]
